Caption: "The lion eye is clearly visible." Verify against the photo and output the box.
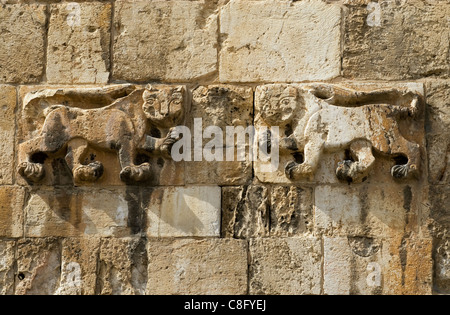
[280,98,292,106]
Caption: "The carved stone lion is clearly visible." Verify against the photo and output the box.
[18,85,186,185]
[256,84,423,183]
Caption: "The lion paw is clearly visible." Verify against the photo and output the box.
[18,162,45,182]
[120,163,151,183]
[74,162,104,183]
[391,164,409,179]
[285,161,314,181]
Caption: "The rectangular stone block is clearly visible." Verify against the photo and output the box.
[113,0,218,82]
[24,188,135,237]
[221,185,269,239]
[186,85,254,185]
[343,0,450,80]
[0,241,16,295]
[145,186,221,237]
[47,2,111,84]
[15,238,61,295]
[314,184,425,237]
[0,4,46,83]
[219,0,341,82]
[323,237,433,295]
[429,185,450,237]
[0,85,16,185]
[249,238,322,295]
[97,238,147,295]
[58,237,101,295]
[426,80,450,184]
[147,239,248,295]
[0,186,25,238]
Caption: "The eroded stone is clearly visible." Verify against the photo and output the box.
[0,241,15,295]
[186,85,254,185]
[15,238,61,295]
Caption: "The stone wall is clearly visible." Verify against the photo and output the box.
[0,0,449,295]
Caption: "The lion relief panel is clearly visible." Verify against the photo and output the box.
[17,84,187,186]
[254,83,426,184]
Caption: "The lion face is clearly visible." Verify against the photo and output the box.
[143,85,186,128]
[257,85,299,126]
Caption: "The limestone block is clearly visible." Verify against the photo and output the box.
[17,85,185,187]
[97,238,147,295]
[186,85,254,185]
[0,4,46,83]
[0,86,16,185]
[47,2,111,84]
[434,238,450,294]
[254,82,425,184]
[343,0,450,80]
[147,239,247,295]
[249,238,322,295]
[221,185,269,239]
[24,188,134,237]
[314,184,425,237]
[145,186,221,237]
[426,81,450,184]
[0,241,15,295]
[15,238,61,295]
[219,0,341,82]
[113,0,218,82]
[323,237,433,295]
[58,237,101,295]
[0,186,25,237]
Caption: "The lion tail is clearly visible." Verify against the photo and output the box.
[391,95,421,119]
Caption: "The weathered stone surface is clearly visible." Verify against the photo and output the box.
[47,2,111,84]
[0,86,16,185]
[426,81,450,184]
[343,1,450,80]
[270,186,313,237]
[186,85,254,185]
[24,188,133,237]
[17,85,185,187]
[58,237,101,295]
[219,0,341,82]
[434,238,450,294]
[249,238,322,295]
[314,184,425,237]
[221,185,269,239]
[147,238,247,295]
[0,241,15,295]
[145,186,221,237]
[323,237,433,295]
[97,238,147,295]
[0,4,46,83]
[429,185,450,239]
[0,186,25,237]
[15,238,61,295]
[254,83,425,184]
[113,0,218,82]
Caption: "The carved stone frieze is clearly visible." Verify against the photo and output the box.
[255,83,425,184]
[17,84,186,186]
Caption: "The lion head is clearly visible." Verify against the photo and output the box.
[143,85,186,128]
